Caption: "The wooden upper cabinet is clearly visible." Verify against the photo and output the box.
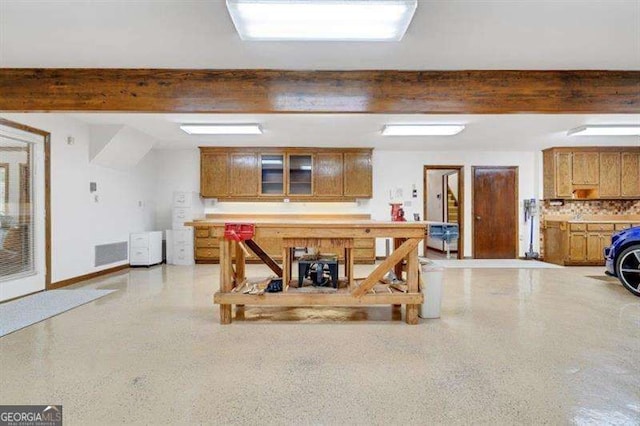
[199,147,372,201]
[314,153,343,197]
[599,152,621,197]
[621,152,640,197]
[555,152,573,197]
[344,152,373,198]
[260,154,285,196]
[542,149,556,198]
[288,154,313,196]
[572,152,599,185]
[229,153,259,196]
[543,147,640,199]
[200,151,228,197]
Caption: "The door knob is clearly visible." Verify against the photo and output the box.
[476,216,481,220]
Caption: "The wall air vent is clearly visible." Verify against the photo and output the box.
[95,242,128,267]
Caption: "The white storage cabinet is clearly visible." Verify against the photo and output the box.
[171,191,204,229]
[130,231,163,266]
[166,191,203,265]
[166,228,195,265]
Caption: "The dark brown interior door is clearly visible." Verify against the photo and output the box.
[473,167,518,259]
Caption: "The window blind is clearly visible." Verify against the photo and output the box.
[0,136,34,281]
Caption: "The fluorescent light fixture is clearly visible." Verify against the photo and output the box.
[180,124,262,135]
[382,125,465,136]
[226,0,418,41]
[567,125,640,136]
[262,159,283,165]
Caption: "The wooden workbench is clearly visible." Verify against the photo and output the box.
[186,218,428,325]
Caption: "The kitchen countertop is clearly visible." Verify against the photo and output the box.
[544,215,640,224]
[188,218,437,227]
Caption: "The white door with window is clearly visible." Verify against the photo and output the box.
[0,124,46,301]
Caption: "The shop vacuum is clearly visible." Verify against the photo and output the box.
[524,199,539,260]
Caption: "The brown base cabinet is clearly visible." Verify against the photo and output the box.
[544,220,639,266]
[568,229,587,262]
[193,227,375,264]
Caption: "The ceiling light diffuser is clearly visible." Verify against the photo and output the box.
[567,125,640,136]
[226,0,418,41]
[180,124,262,135]
[382,125,465,136]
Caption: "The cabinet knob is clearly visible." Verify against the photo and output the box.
[475,216,481,221]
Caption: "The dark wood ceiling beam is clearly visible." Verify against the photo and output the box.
[0,69,637,113]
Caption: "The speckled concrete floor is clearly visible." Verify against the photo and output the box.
[0,264,638,425]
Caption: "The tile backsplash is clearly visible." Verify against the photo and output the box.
[541,199,640,217]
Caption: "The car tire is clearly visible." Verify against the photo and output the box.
[615,244,640,297]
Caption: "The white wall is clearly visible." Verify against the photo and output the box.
[371,150,539,257]
[0,118,542,282]
[1,114,157,282]
[153,148,540,258]
[153,149,371,231]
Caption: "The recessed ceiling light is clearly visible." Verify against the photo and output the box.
[226,0,418,41]
[567,125,640,136]
[180,124,262,135]
[382,125,465,136]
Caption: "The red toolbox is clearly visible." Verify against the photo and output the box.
[224,223,255,241]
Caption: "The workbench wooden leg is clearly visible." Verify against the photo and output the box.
[235,241,245,285]
[282,246,290,291]
[220,305,232,324]
[347,247,355,290]
[405,243,419,325]
[220,239,233,325]
[289,248,294,284]
[393,238,405,280]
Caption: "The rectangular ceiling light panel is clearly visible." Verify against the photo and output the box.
[382,125,465,136]
[180,124,262,135]
[567,125,640,136]
[226,0,418,41]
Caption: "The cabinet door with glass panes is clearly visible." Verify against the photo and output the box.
[287,154,313,196]
[260,154,285,196]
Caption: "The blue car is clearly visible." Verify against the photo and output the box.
[605,226,640,297]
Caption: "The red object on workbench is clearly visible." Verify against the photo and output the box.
[224,223,255,241]
[390,203,406,222]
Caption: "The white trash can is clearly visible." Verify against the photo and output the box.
[419,258,444,319]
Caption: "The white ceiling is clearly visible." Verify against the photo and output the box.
[1,0,639,70]
[68,113,640,151]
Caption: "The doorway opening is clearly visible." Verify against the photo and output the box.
[423,166,464,260]
[472,166,519,259]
